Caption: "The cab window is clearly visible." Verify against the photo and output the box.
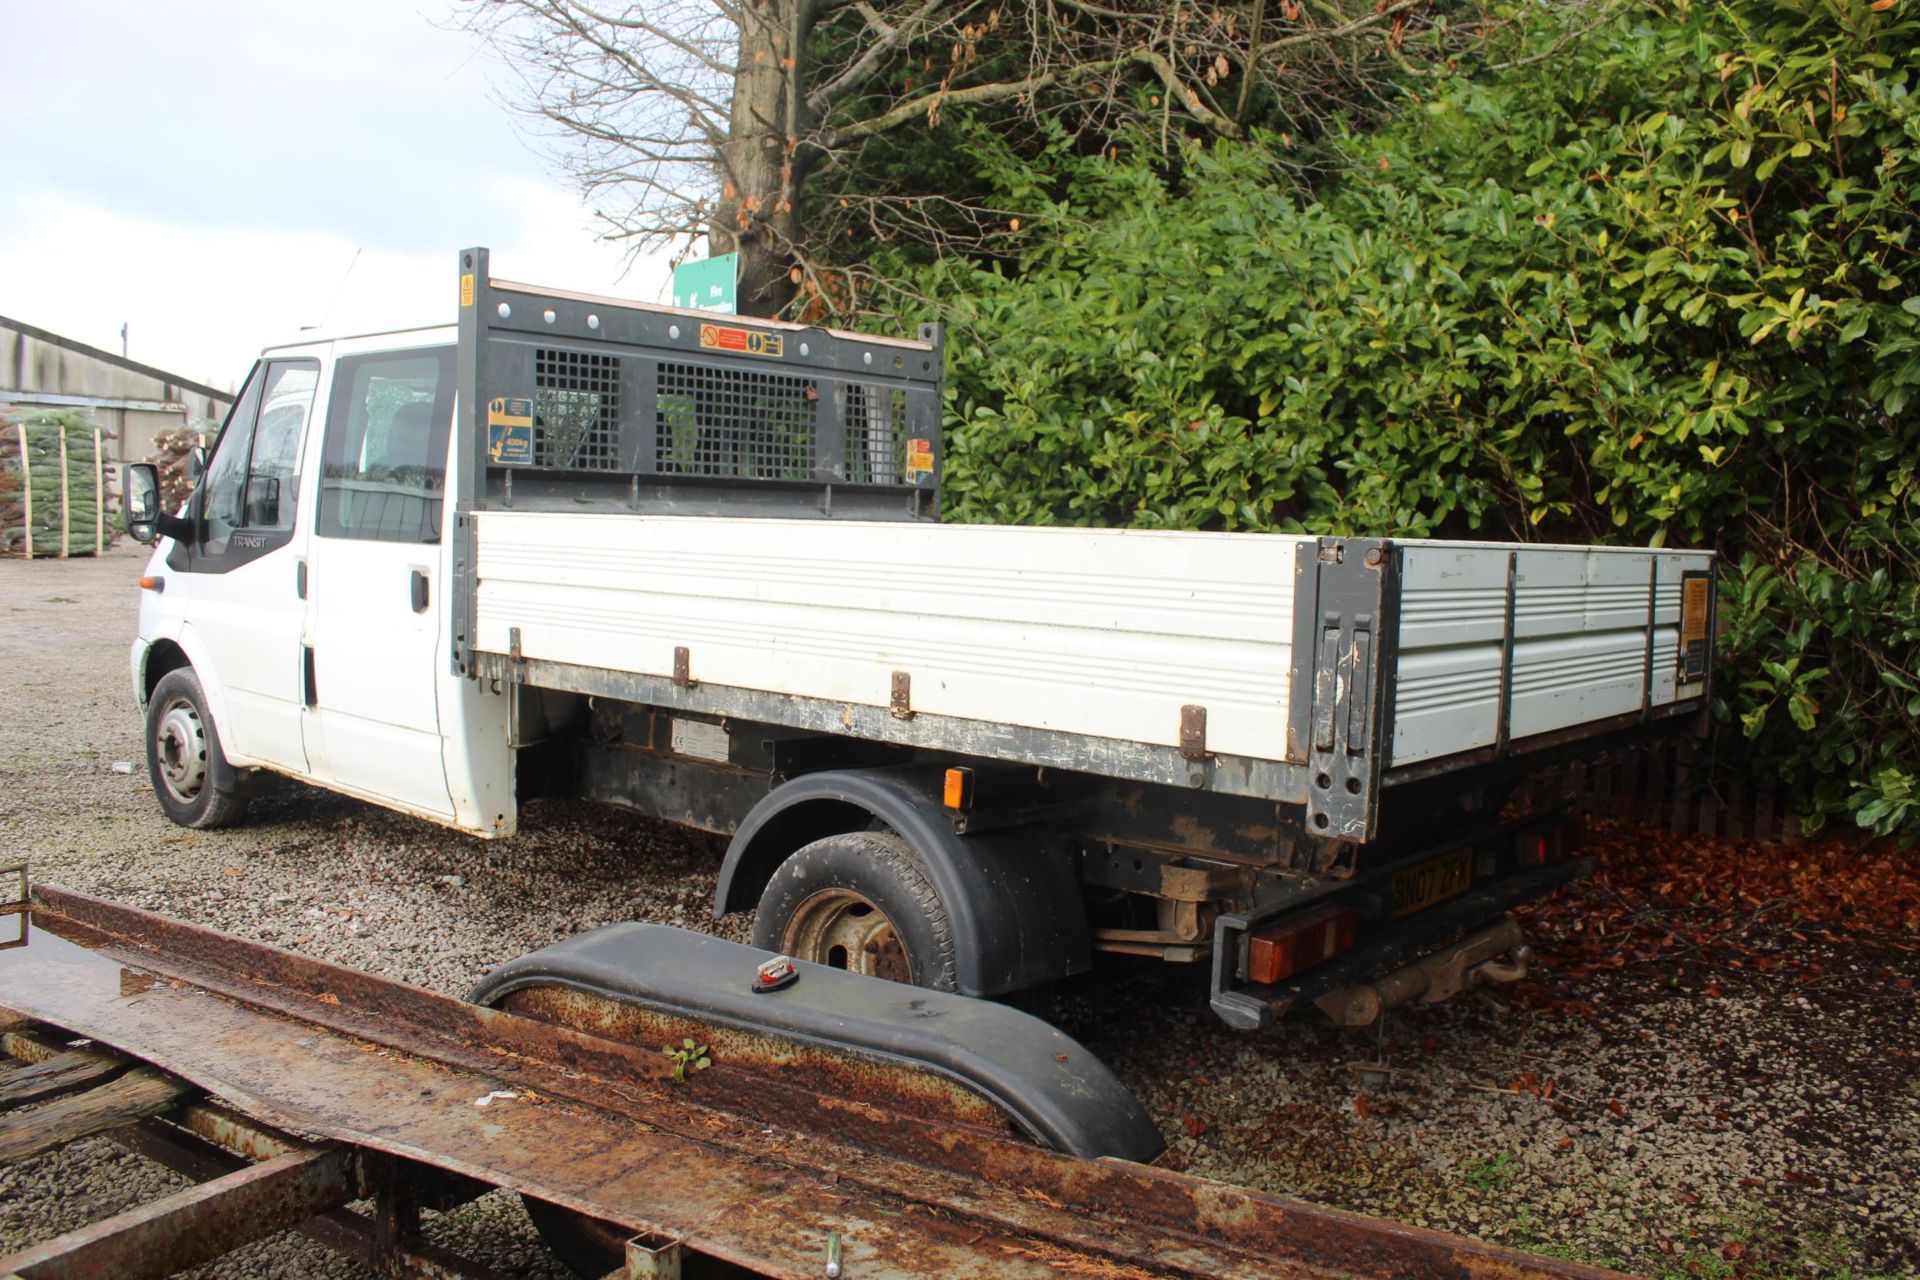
[195,359,318,563]
[318,346,454,543]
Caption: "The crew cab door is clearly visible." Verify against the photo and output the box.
[165,358,320,773]
[300,344,456,820]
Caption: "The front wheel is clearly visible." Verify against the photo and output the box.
[145,668,247,829]
[750,831,956,991]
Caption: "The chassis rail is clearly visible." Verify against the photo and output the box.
[1,883,1636,1280]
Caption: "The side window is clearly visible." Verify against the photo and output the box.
[200,359,318,558]
[318,347,454,543]
[245,365,318,530]
[198,366,264,555]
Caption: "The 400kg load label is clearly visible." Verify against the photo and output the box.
[487,397,534,465]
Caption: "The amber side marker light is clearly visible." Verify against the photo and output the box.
[138,576,165,592]
[942,766,974,810]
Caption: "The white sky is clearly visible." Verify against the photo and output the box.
[0,1,680,392]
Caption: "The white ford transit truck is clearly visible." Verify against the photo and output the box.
[121,248,1715,1030]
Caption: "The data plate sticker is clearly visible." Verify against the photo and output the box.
[1679,569,1711,682]
[487,396,534,465]
[1389,846,1472,919]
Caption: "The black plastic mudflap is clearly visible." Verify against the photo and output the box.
[468,923,1164,1163]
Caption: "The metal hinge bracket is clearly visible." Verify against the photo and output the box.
[1179,705,1209,760]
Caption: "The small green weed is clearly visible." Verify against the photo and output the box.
[1462,1151,1518,1195]
[663,1037,711,1082]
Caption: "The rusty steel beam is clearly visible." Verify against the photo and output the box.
[6,884,1642,1280]
[0,1145,357,1279]
[112,1118,518,1280]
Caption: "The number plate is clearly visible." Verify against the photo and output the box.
[1389,847,1473,918]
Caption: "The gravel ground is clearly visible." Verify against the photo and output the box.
[2,546,1917,1279]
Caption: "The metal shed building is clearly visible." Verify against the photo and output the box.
[0,315,232,462]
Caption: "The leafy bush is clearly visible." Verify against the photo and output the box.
[882,0,1920,840]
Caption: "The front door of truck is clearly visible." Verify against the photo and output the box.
[300,344,455,820]
[168,358,319,774]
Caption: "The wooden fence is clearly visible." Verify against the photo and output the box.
[1527,743,1806,843]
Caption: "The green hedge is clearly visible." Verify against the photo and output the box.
[885,0,1920,840]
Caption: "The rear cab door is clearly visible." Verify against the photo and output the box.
[299,337,457,821]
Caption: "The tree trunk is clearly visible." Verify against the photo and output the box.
[713,0,806,317]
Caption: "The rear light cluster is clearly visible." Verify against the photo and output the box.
[1517,816,1585,867]
[1245,904,1356,986]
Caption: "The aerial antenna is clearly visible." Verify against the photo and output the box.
[312,247,363,331]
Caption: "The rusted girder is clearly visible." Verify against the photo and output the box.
[3,884,1642,1280]
[1,1145,357,1279]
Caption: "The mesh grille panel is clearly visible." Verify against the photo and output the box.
[535,349,620,470]
[656,363,815,480]
[845,384,910,485]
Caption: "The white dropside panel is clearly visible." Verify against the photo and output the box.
[473,514,1309,761]
[1393,542,1712,766]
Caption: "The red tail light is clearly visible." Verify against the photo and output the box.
[1517,816,1585,866]
[1246,904,1356,986]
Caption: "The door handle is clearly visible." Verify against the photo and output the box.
[410,569,430,613]
[296,558,307,600]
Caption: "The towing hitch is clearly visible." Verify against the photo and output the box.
[1316,917,1532,1027]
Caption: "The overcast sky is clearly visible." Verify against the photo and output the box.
[0,1,678,392]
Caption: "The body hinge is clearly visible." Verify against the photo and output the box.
[1179,705,1209,760]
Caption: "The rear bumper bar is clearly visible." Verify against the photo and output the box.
[1209,855,1592,1030]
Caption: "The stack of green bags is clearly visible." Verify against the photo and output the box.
[0,409,118,558]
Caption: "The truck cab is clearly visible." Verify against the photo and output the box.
[129,327,513,835]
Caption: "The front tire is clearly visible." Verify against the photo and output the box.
[750,831,956,991]
[145,668,247,829]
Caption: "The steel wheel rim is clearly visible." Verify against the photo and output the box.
[155,698,208,803]
[780,888,915,984]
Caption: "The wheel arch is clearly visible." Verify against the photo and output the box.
[714,767,1092,998]
[141,637,192,704]
[142,628,247,792]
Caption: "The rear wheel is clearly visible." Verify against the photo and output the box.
[145,668,247,829]
[750,830,956,991]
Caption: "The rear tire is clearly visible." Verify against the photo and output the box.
[145,668,247,829]
[750,830,957,991]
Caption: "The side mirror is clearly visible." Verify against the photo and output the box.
[123,463,161,544]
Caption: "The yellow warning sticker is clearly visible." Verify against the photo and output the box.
[903,437,935,480]
[699,323,784,358]
[460,272,475,308]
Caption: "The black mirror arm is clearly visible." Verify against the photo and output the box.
[153,511,196,543]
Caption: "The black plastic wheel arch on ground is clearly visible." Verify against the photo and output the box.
[467,922,1164,1164]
